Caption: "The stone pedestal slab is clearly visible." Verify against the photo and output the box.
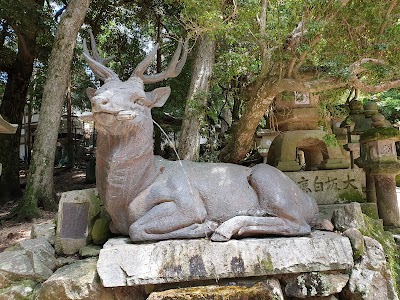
[97,231,353,287]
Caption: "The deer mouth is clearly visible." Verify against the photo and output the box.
[81,111,138,126]
[115,110,137,120]
[92,110,138,123]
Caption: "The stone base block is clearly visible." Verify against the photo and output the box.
[285,169,366,205]
[97,231,353,287]
[318,203,379,221]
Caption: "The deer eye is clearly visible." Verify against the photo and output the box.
[135,98,145,106]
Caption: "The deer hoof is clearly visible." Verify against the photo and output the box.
[210,231,230,242]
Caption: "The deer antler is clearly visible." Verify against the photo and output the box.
[83,30,118,82]
[132,39,189,84]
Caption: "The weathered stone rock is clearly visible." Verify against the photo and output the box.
[36,258,145,300]
[318,203,379,221]
[98,231,353,287]
[91,218,111,245]
[37,258,99,300]
[15,237,57,271]
[55,188,102,255]
[332,202,366,231]
[147,280,284,300]
[55,257,79,269]
[79,245,101,257]
[0,238,56,289]
[343,228,365,260]
[0,249,52,288]
[31,221,56,245]
[342,236,398,300]
[0,279,39,300]
[284,272,349,298]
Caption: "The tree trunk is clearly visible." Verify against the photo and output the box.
[219,79,281,163]
[178,35,216,161]
[0,48,35,201]
[26,99,32,165]
[231,78,241,122]
[21,0,91,218]
[0,0,45,201]
[66,75,74,168]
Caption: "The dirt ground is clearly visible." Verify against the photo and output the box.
[0,167,95,252]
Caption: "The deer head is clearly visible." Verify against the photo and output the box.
[82,31,188,136]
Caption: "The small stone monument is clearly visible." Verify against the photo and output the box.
[55,188,102,254]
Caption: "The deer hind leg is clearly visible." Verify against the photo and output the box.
[129,201,217,242]
[211,216,311,242]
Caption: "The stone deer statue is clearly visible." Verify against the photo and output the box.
[82,36,318,242]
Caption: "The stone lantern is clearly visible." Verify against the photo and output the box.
[256,129,279,163]
[359,115,400,228]
[266,92,349,171]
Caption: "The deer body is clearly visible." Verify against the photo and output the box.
[83,37,318,242]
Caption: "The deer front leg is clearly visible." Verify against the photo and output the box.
[211,216,311,242]
[129,201,217,242]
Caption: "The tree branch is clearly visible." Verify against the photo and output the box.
[292,34,322,78]
[350,78,400,93]
[282,58,400,94]
[347,58,400,92]
[379,0,398,35]
[277,77,346,93]
[257,0,270,80]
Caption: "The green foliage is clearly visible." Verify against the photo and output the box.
[322,133,340,147]
[376,89,400,124]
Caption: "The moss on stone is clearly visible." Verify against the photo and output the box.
[396,174,400,187]
[91,218,111,245]
[360,203,379,220]
[360,127,400,143]
[0,279,38,300]
[366,161,400,175]
[338,190,365,203]
[260,255,274,272]
[323,134,340,147]
[360,215,400,295]
[147,282,282,299]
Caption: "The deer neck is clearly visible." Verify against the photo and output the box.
[96,127,158,197]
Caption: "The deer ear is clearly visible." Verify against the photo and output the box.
[146,87,171,108]
[86,87,96,100]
